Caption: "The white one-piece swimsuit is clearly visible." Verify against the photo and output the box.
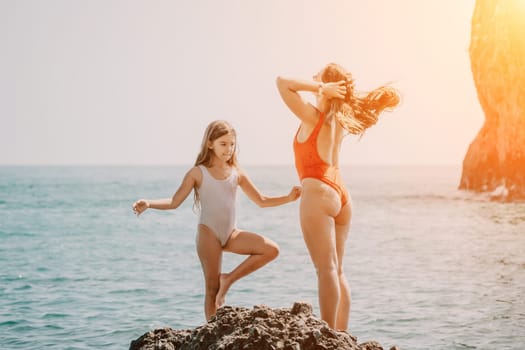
[197,165,238,246]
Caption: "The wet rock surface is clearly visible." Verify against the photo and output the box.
[129,302,398,350]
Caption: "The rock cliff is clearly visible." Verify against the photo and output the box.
[129,302,399,350]
[459,0,525,201]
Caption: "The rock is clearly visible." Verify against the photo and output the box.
[129,302,393,350]
[290,301,313,316]
[459,0,525,201]
[358,341,383,350]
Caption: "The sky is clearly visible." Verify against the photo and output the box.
[1,0,483,166]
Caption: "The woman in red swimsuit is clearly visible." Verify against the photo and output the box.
[276,63,400,330]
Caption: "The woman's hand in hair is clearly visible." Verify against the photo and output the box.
[320,81,347,99]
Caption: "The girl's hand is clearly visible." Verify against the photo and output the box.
[288,186,302,202]
[132,199,149,216]
[320,81,347,99]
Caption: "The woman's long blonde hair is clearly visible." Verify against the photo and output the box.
[321,63,400,135]
[193,120,239,209]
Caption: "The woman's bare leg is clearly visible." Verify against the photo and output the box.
[334,202,352,330]
[196,225,223,320]
[215,230,279,307]
[299,186,341,328]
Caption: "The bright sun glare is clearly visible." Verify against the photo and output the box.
[511,0,525,14]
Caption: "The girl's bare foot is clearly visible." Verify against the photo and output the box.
[215,273,231,308]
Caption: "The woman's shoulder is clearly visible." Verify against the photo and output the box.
[301,106,323,127]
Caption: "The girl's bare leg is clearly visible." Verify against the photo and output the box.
[334,202,352,331]
[215,230,279,307]
[196,225,223,320]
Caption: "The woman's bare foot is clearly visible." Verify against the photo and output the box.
[215,273,232,308]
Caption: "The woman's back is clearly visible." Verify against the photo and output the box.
[296,112,344,168]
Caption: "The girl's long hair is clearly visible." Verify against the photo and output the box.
[321,63,400,135]
[193,120,239,210]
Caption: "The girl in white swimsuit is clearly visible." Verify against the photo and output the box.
[197,164,238,246]
[132,120,301,321]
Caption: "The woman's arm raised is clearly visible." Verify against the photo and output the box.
[276,77,346,123]
[276,76,320,124]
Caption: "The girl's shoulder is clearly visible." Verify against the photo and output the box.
[187,166,204,181]
[235,166,249,184]
[223,165,241,181]
[194,164,239,182]
[232,164,243,174]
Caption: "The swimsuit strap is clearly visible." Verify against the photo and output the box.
[295,111,325,144]
[309,111,325,142]
[198,164,237,182]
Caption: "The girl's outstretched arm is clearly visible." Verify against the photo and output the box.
[238,168,301,208]
[133,167,201,216]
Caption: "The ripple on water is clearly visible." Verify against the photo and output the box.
[41,313,70,319]
[108,288,150,295]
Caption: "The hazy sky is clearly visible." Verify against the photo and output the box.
[2,0,482,166]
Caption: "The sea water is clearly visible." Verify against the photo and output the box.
[1,165,524,350]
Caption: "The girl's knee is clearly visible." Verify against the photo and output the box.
[265,242,280,260]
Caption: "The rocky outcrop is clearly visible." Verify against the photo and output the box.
[459,0,525,201]
[129,302,399,350]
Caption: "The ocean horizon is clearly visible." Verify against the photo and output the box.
[1,164,524,349]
